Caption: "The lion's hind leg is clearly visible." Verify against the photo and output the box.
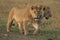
[7,19,13,33]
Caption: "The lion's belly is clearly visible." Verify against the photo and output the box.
[12,8,32,23]
[13,14,30,23]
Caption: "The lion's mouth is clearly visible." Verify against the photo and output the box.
[34,18,40,19]
[34,17,40,21]
[34,15,41,19]
[34,17,41,23]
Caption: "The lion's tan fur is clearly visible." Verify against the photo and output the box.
[7,6,39,35]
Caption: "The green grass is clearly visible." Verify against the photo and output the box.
[0,0,60,40]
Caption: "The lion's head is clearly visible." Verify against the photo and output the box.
[30,5,52,23]
[30,5,42,20]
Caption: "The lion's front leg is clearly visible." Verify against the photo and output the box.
[32,22,39,34]
[18,22,22,34]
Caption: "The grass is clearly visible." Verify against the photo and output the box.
[0,0,60,40]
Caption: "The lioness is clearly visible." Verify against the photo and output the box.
[7,6,42,35]
[7,5,52,35]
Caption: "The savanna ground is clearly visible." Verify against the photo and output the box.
[0,0,60,40]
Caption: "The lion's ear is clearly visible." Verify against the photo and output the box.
[31,6,34,10]
[31,6,37,10]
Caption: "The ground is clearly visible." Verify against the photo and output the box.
[0,0,60,40]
